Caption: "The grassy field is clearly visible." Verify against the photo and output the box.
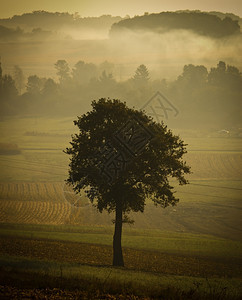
[0,229,241,298]
[0,116,241,298]
[1,223,241,259]
[1,254,241,299]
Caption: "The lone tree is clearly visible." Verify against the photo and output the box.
[65,98,190,266]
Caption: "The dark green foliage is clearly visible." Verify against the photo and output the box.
[65,98,189,213]
[65,98,190,266]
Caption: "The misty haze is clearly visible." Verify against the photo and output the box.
[0,8,242,300]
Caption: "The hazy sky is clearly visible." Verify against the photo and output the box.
[1,0,242,18]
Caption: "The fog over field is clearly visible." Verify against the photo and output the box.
[1,14,242,79]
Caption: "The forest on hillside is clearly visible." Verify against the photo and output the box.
[110,11,241,38]
[0,11,123,40]
[0,10,241,41]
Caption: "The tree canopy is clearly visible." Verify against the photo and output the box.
[65,98,190,266]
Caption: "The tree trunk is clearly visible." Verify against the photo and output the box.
[112,200,124,266]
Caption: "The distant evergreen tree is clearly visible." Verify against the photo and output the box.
[133,64,150,85]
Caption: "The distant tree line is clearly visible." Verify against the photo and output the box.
[0,25,54,41]
[0,10,241,42]
[0,11,122,32]
[175,10,241,22]
[0,59,241,128]
[0,11,123,42]
[110,11,240,38]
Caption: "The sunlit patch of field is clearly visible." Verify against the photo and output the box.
[1,150,242,182]
[185,152,242,180]
[0,179,241,240]
[1,116,242,181]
